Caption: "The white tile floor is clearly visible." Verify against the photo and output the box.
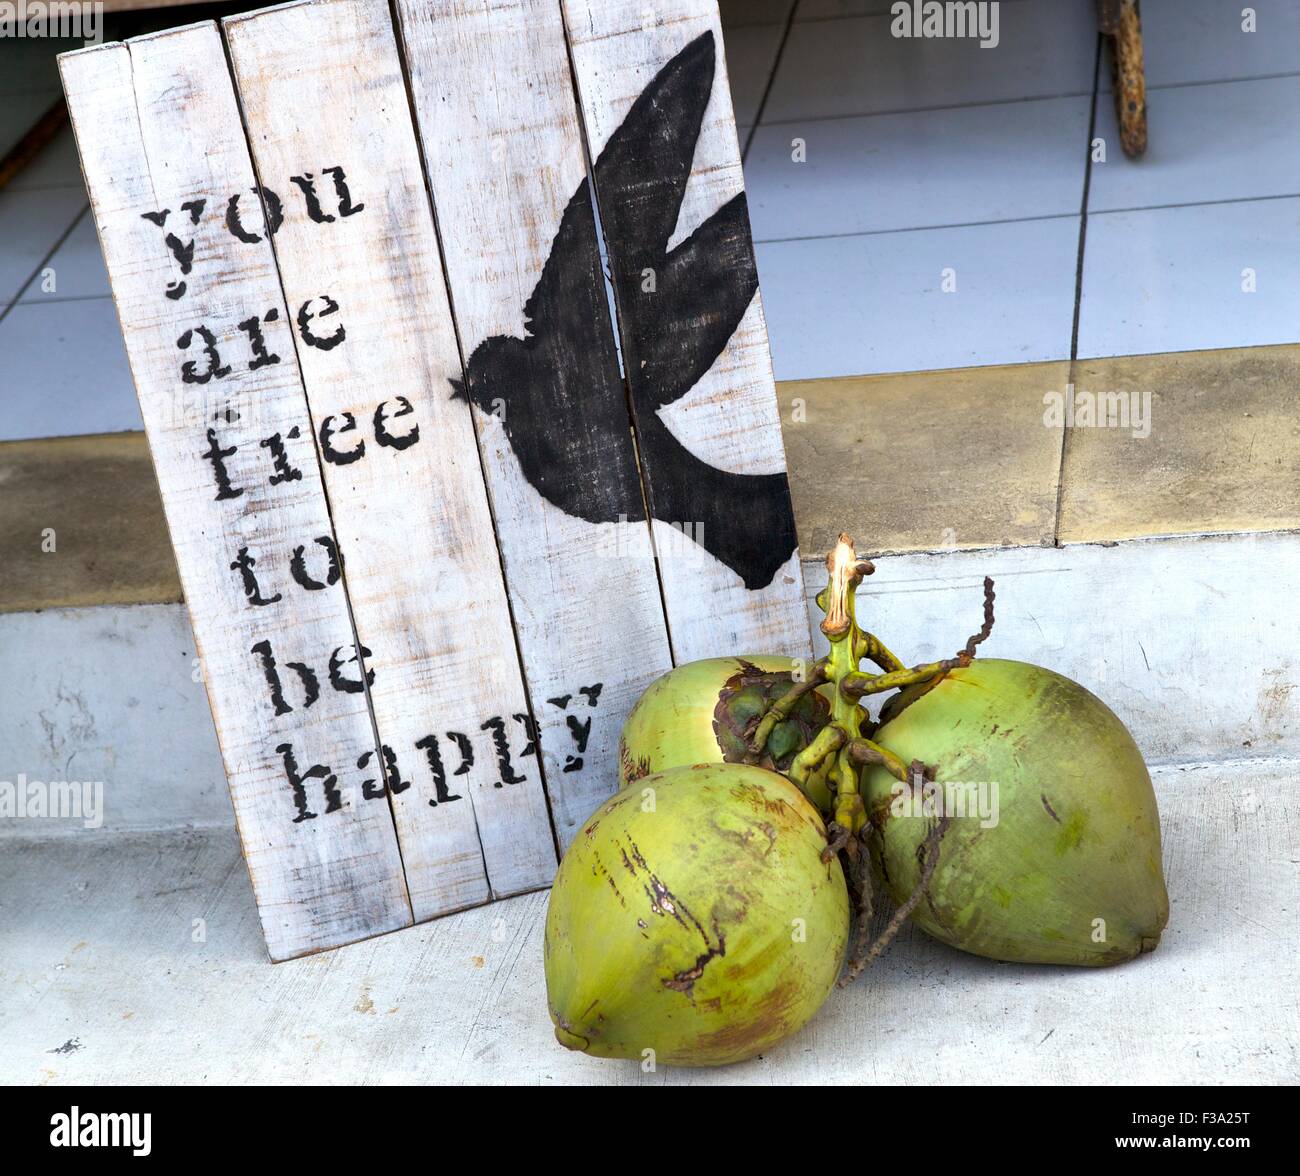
[1077,197,1300,359]
[0,187,86,306]
[757,214,1079,377]
[1099,0,1300,89]
[1,0,1299,436]
[746,95,1090,240]
[17,209,111,303]
[0,299,140,439]
[764,2,1095,122]
[735,0,1300,376]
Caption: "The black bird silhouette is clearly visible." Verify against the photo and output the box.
[454,30,797,590]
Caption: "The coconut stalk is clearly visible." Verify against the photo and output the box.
[744,533,996,980]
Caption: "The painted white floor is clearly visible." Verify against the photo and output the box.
[3,753,1294,1086]
[4,0,1300,435]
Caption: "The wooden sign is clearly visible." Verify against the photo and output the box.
[391,0,676,845]
[60,0,811,960]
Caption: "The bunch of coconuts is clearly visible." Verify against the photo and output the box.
[545,535,1169,1067]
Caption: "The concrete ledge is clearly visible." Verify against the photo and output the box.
[5,346,1295,613]
[1060,345,1300,543]
[0,432,180,614]
[779,360,1068,559]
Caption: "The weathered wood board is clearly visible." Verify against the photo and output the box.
[59,25,414,961]
[223,0,556,915]
[392,0,676,845]
[564,0,811,663]
[59,0,813,954]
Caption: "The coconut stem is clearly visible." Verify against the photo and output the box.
[853,630,905,674]
[785,723,842,814]
[839,815,952,987]
[846,737,912,784]
[819,536,875,836]
[841,653,972,699]
[876,576,998,724]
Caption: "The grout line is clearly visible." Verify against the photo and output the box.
[753,193,1300,248]
[1,181,85,193]
[0,202,88,327]
[1055,34,1103,549]
[808,524,1300,568]
[750,69,1300,134]
[754,210,1079,246]
[8,291,113,309]
[1107,67,1300,95]
[793,0,1037,21]
[1149,751,1300,776]
[1090,191,1300,217]
[742,0,800,163]
[755,89,1095,129]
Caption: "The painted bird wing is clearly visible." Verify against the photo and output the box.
[635,412,797,592]
[591,30,757,411]
[519,176,612,360]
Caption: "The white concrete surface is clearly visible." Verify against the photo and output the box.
[832,531,1300,767]
[0,605,232,835]
[2,756,1294,1085]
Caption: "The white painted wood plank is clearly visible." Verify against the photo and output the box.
[391,0,675,845]
[59,26,413,960]
[563,0,811,663]
[222,0,556,913]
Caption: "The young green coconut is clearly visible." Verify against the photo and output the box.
[862,659,1169,966]
[544,762,848,1067]
[618,656,832,795]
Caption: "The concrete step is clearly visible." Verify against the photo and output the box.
[4,529,1296,837]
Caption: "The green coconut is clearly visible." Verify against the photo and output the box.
[863,658,1169,966]
[545,762,848,1067]
[618,656,831,788]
